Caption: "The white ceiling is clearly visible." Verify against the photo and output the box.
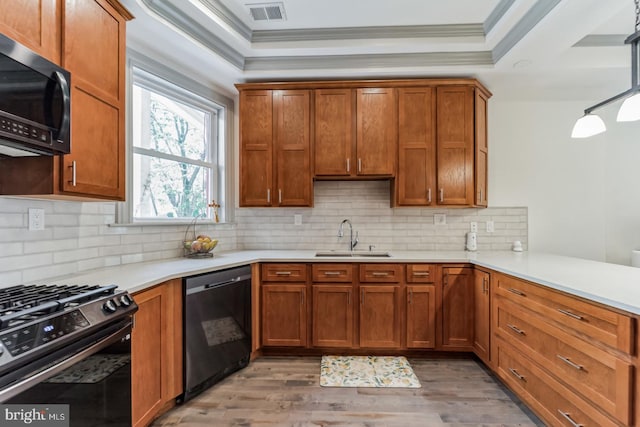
[120,0,638,102]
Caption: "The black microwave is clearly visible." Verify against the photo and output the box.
[0,33,70,157]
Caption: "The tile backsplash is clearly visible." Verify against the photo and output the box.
[237,181,527,252]
[0,181,527,285]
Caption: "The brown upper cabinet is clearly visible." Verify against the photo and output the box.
[0,0,61,62]
[314,88,396,178]
[237,79,490,208]
[396,87,437,206]
[0,0,132,201]
[239,89,312,207]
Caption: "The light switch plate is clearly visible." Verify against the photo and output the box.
[28,208,45,231]
[434,214,446,225]
[486,220,495,232]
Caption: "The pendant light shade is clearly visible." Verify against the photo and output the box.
[572,0,640,138]
[616,92,640,121]
[571,114,607,138]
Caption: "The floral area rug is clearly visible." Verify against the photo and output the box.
[320,355,421,388]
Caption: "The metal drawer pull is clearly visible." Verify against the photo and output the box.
[413,272,430,276]
[507,288,525,296]
[507,324,525,335]
[358,158,362,172]
[346,158,350,172]
[557,309,583,320]
[439,188,444,202]
[509,368,525,381]
[558,410,584,427]
[267,189,271,203]
[427,188,432,203]
[278,189,282,204]
[323,271,342,276]
[275,271,292,276]
[372,272,390,277]
[69,160,77,186]
[557,355,583,370]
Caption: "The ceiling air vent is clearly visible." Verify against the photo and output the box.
[245,2,286,22]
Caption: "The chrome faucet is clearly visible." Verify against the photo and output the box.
[338,219,358,251]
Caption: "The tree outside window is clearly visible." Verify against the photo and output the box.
[131,68,220,220]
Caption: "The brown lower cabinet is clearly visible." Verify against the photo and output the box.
[406,285,436,349]
[261,284,308,347]
[473,269,491,364]
[131,279,183,427]
[441,266,474,350]
[359,284,403,348]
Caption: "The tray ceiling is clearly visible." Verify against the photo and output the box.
[121,0,636,100]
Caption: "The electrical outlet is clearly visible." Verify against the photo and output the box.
[434,214,446,225]
[470,222,478,232]
[28,208,45,231]
[486,220,495,233]
[294,214,302,226]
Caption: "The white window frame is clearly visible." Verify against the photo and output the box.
[118,50,234,225]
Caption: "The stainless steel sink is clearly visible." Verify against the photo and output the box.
[314,250,391,257]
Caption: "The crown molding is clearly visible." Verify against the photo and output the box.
[140,0,245,68]
[484,0,515,34]
[492,0,561,62]
[251,24,484,43]
[244,51,494,71]
[574,34,627,47]
[139,0,562,72]
[196,0,253,41]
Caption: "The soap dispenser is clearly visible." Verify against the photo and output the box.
[465,232,477,251]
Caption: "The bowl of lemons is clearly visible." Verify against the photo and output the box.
[184,234,218,258]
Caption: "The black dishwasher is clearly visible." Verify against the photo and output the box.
[182,265,251,402]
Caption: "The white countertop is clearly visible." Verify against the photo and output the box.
[31,250,640,316]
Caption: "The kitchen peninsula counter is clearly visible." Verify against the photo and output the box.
[24,250,640,316]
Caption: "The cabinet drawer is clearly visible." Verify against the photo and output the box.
[359,264,403,283]
[261,264,308,282]
[495,272,633,354]
[312,264,354,282]
[496,341,619,427]
[496,298,632,424]
[406,264,435,283]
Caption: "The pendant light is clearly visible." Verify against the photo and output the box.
[572,0,640,138]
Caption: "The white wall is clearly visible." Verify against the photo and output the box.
[489,98,640,264]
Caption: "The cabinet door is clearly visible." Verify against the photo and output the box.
[436,86,474,205]
[475,90,489,207]
[396,87,436,206]
[0,0,60,62]
[314,89,353,176]
[359,285,402,348]
[261,284,307,347]
[441,266,474,350]
[132,279,183,427]
[61,0,127,199]
[312,285,354,348]
[274,90,312,206]
[240,90,273,206]
[406,285,436,349]
[473,270,490,363]
[356,88,396,176]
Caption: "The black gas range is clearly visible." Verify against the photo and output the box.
[0,283,137,426]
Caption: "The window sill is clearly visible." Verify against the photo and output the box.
[110,220,232,227]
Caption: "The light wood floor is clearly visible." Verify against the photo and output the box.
[152,356,544,427]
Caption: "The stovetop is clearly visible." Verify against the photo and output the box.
[0,284,137,371]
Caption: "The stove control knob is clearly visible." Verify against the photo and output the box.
[103,299,117,313]
[119,295,132,307]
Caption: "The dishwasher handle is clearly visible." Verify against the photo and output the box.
[186,274,252,295]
